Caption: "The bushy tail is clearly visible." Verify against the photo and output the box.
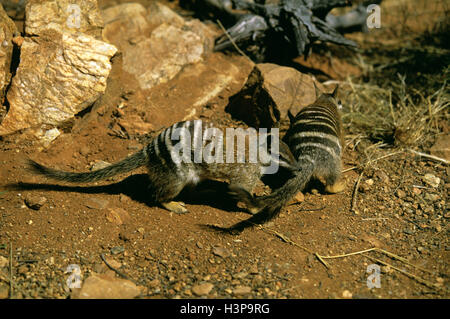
[228,161,314,232]
[28,149,148,183]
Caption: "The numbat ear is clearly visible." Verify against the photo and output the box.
[313,81,322,98]
[287,110,295,123]
[331,85,339,98]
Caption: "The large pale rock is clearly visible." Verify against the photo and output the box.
[145,1,185,28]
[0,4,17,102]
[101,2,217,90]
[146,2,216,52]
[71,273,140,299]
[0,30,117,135]
[123,23,204,90]
[25,0,103,38]
[226,63,322,128]
[101,3,151,49]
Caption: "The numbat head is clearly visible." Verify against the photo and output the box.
[229,86,345,231]
[28,120,298,215]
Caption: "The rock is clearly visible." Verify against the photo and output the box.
[422,174,440,188]
[249,264,259,274]
[110,246,125,255]
[226,63,323,128]
[45,256,55,265]
[103,256,121,269]
[24,194,47,210]
[0,30,117,135]
[102,2,217,91]
[293,53,362,81]
[233,272,248,279]
[0,256,8,268]
[396,189,406,199]
[430,134,450,161]
[288,191,304,205]
[34,127,61,148]
[375,170,389,183]
[148,279,160,288]
[71,273,140,299]
[293,191,305,203]
[118,115,153,135]
[0,4,17,102]
[342,290,353,298]
[105,207,130,225]
[25,0,103,38]
[90,160,111,171]
[85,198,109,210]
[212,245,231,258]
[233,286,252,296]
[0,282,9,299]
[145,1,185,29]
[101,3,151,50]
[191,282,214,296]
[18,264,28,275]
[424,193,440,202]
[183,19,218,54]
[122,23,204,90]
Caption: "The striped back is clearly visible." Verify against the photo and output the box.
[144,120,298,174]
[283,92,342,165]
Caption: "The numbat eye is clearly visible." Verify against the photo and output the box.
[336,99,343,109]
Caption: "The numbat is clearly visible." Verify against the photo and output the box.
[229,86,345,230]
[28,120,298,214]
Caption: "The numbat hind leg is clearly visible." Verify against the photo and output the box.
[161,201,188,214]
[325,180,345,194]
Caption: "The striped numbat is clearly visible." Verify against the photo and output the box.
[228,86,345,231]
[28,120,298,215]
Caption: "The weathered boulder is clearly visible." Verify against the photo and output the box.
[145,1,185,29]
[101,2,151,49]
[0,4,17,103]
[123,23,205,90]
[0,30,117,135]
[25,0,103,38]
[225,63,322,128]
[101,2,217,90]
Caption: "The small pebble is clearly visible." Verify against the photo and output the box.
[423,174,440,188]
[212,246,231,258]
[110,246,125,255]
[24,195,47,210]
[192,283,214,296]
[396,189,406,199]
[233,286,252,296]
[342,290,352,298]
